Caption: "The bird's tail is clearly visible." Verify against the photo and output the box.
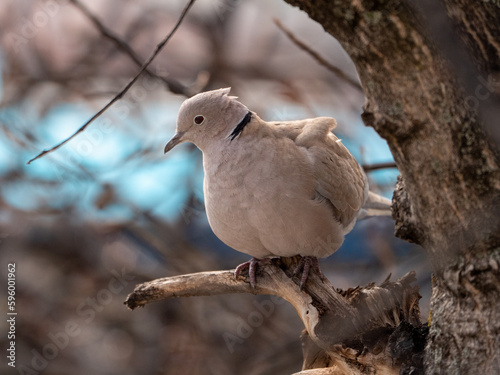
[358,191,392,220]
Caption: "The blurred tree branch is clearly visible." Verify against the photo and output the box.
[27,0,196,165]
[274,19,363,92]
[68,0,193,97]
[362,161,398,172]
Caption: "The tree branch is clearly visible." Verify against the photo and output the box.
[362,161,398,172]
[27,0,196,165]
[125,257,351,347]
[274,18,363,92]
[125,257,422,362]
[68,0,192,97]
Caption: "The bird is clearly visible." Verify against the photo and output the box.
[164,88,392,290]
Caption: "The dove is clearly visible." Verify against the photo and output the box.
[164,88,392,290]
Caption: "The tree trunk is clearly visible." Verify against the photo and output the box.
[282,0,500,373]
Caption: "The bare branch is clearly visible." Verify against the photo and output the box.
[124,259,344,346]
[125,270,255,308]
[69,0,192,97]
[362,161,398,172]
[125,257,421,353]
[27,0,196,165]
[274,19,363,92]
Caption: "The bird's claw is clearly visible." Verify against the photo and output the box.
[234,258,270,288]
[293,256,325,291]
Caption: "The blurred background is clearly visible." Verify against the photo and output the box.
[0,0,430,374]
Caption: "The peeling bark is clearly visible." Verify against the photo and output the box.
[283,0,500,373]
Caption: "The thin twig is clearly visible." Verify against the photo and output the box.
[362,161,398,172]
[27,0,196,165]
[68,0,191,97]
[274,19,363,92]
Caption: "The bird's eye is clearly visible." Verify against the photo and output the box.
[193,115,205,125]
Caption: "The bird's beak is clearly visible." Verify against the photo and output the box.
[164,132,185,154]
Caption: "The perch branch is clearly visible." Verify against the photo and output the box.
[69,0,191,97]
[125,257,421,353]
[274,19,363,92]
[27,0,196,165]
[125,258,352,348]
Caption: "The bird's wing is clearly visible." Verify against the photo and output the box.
[281,117,367,228]
[268,118,318,140]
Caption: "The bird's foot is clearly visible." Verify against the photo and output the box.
[234,257,270,289]
[293,256,325,291]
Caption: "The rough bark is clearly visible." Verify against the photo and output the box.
[282,0,500,373]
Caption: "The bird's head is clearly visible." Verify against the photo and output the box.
[164,87,250,154]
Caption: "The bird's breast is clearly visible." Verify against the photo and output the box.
[202,145,274,257]
[200,138,345,259]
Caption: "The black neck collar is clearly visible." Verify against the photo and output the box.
[229,111,252,141]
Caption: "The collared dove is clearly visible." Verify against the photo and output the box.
[164,88,392,290]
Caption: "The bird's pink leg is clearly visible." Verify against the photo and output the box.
[234,258,270,288]
[293,256,325,291]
